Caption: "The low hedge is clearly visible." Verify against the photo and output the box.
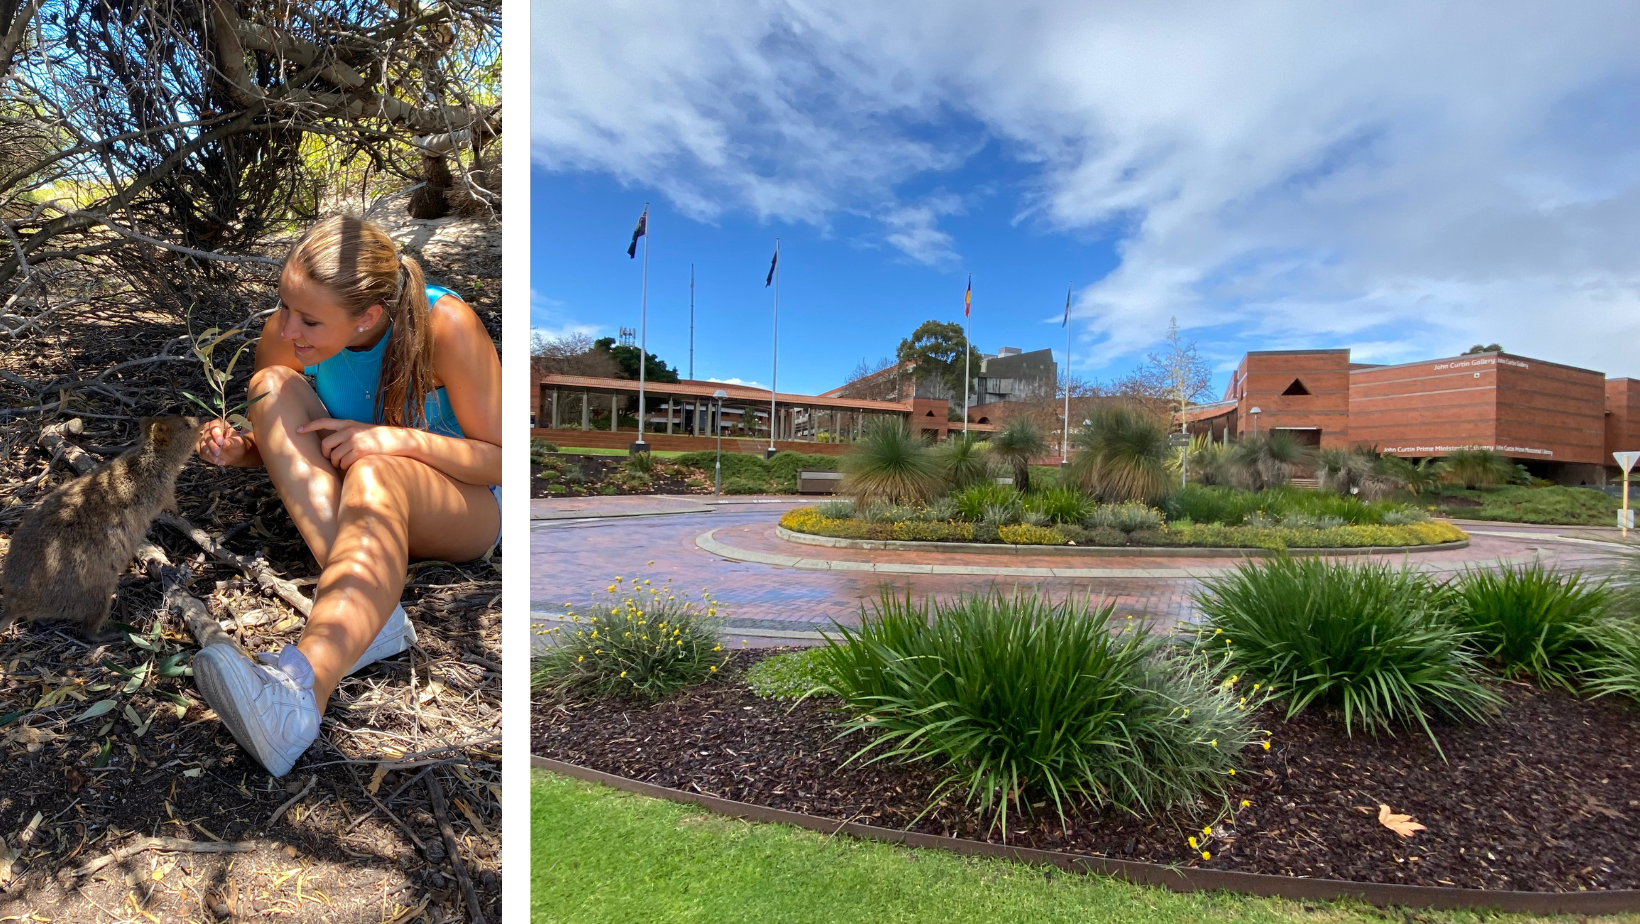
[781,507,1468,550]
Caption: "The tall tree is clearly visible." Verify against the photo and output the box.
[0,0,502,294]
[896,320,983,401]
[594,337,679,384]
[1117,317,1213,427]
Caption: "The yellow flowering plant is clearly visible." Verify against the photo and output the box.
[531,578,730,700]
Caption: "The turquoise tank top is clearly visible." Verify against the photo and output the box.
[304,283,464,438]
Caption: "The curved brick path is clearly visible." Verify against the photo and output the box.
[530,497,1628,644]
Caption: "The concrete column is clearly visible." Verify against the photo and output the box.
[610,393,618,432]
[582,390,590,430]
[666,398,674,435]
[550,388,560,429]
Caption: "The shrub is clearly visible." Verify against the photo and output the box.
[989,418,1050,494]
[840,419,944,505]
[997,523,1065,545]
[938,431,995,491]
[818,591,1256,834]
[1193,557,1501,752]
[624,451,657,474]
[675,451,768,482]
[921,498,959,522]
[980,500,1023,526]
[863,502,918,523]
[530,439,558,462]
[1438,485,1617,526]
[1027,486,1095,524]
[1087,502,1164,533]
[721,476,768,495]
[1447,564,1609,691]
[780,506,976,543]
[767,451,839,491]
[952,483,1020,522]
[814,499,855,519]
[744,648,835,699]
[533,580,728,700]
[1070,404,1170,503]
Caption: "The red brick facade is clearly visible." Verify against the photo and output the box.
[1186,349,1637,482]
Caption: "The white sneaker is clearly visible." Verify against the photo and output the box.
[347,604,418,675]
[194,644,320,778]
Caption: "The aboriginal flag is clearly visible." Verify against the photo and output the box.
[627,206,648,258]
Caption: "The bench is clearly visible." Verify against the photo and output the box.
[797,471,843,495]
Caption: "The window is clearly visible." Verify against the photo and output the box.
[1282,379,1311,396]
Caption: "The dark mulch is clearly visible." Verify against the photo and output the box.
[532,649,1640,893]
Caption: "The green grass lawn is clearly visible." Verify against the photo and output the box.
[532,770,1632,924]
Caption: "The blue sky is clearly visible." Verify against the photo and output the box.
[533,1,1640,398]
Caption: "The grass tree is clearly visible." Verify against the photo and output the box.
[988,417,1049,494]
[840,419,944,506]
[1228,430,1314,491]
[1069,404,1170,504]
[937,430,994,491]
[1438,448,1518,489]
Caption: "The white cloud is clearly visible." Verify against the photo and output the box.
[706,376,766,388]
[537,1,1640,376]
[530,288,604,342]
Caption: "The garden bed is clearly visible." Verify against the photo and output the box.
[531,649,1640,893]
[780,507,1470,552]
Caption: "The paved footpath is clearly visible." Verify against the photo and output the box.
[530,497,1630,646]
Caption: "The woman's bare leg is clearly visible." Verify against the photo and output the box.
[296,453,499,713]
[247,366,346,564]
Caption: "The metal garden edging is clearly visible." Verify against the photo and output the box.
[533,756,1640,915]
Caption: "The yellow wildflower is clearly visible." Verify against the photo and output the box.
[1240,800,1251,808]
[1188,836,1198,849]
[1201,851,1211,861]
[1261,740,1271,751]
[1202,826,1211,836]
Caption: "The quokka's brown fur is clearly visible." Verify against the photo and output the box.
[0,416,202,641]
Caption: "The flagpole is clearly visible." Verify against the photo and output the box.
[1062,281,1072,465]
[962,274,971,436]
[636,203,649,450]
[769,239,780,456]
[689,263,695,380]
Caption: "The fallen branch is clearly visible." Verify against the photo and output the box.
[267,774,317,826]
[138,543,236,650]
[70,836,255,880]
[157,511,313,617]
[37,417,94,475]
[426,772,487,924]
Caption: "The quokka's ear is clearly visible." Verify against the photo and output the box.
[138,417,170,447]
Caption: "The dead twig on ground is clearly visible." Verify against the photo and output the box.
[70,836,256,880]
[426,772,487,924]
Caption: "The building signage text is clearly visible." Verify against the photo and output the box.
[1431,357,1530,372]
[1382,443,1553,457]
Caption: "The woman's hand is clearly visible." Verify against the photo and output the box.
[299,418,415,471]
[197,419,255,467]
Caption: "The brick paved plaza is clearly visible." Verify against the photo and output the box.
[530,496,1629,646]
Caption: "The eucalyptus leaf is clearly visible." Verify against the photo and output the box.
[77,699,117,722]
[92,739,112,769]
[157,651,192,677]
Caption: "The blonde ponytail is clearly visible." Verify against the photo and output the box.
[284,215,439,428]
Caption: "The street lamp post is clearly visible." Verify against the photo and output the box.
[1249,406,1262,438]
[713,389,727,495]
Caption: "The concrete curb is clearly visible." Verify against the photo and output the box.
[697,529,1512,579]
[775,524,1471,559]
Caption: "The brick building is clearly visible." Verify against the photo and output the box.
[1182,348,1640,484]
